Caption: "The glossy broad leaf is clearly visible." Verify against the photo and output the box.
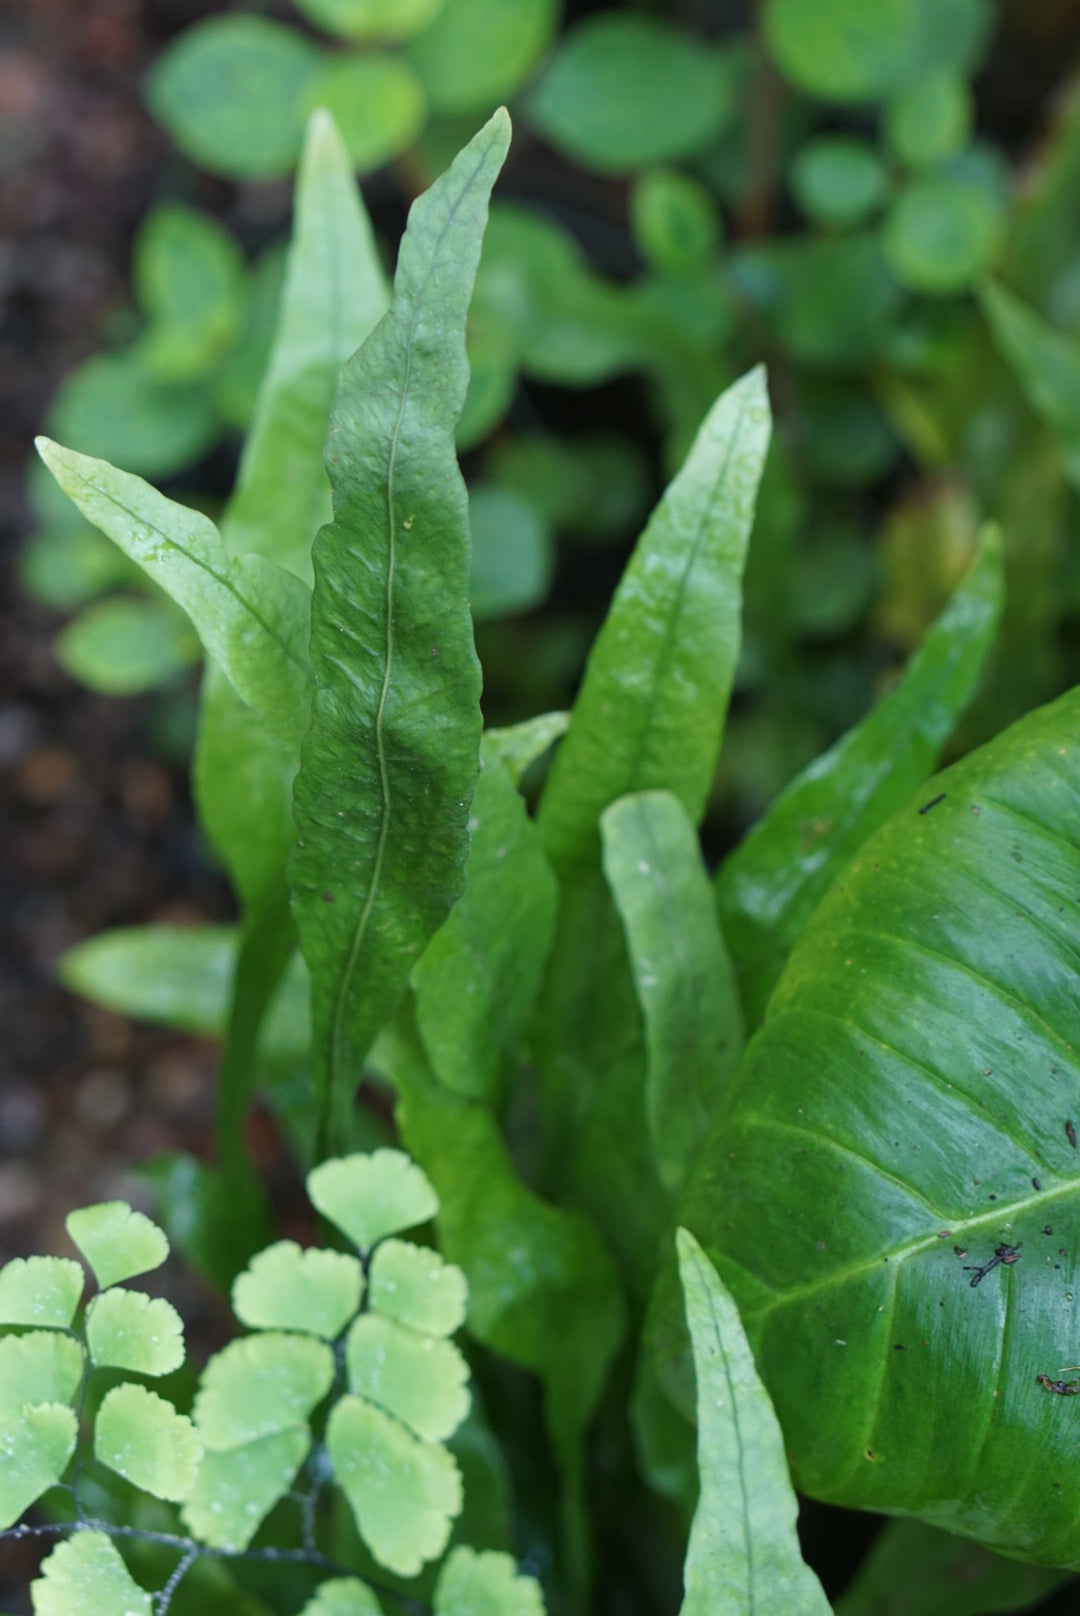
[30,1531,152,1616]
[435,1546,546,1616]
[0,1256,84,1329]
[0,1404,77,1530]
[223,110,390,581]
[85,1289,184,1376]
[345,1313,470,1441]
[182,1427,310,1551]
[288,112,508,1147]
[0,1332,83,1417]
[193,1333,334,1450]
[66,1202,168,1291]
[44,352,217,480]
[307,1149,438,1253]
[677,683,1080,1564]
[482,711,568,786]
[601,791,743,1193]
[327,1393,463,1575]
[676,1230,831,1616]
[368,1238,467,1335]
[836,1518,1068,1615]
[232,1240,363,1339]
[414,740,558,1105]
[34,440,313,754]
[94,1382,202,1502]
[716,527,1003,1026]
[60,924,237,1037]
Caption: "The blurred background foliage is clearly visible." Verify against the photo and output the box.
[20,0,1080,843]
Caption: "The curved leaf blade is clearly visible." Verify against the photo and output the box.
[676,1229,831,1616]
[182,1426,310,1551]
[0,1405,77,1530]
[306,1149,438,1253]
[602,790,743,1192]
[223,109,391,580]
[345,1313,470,1441]
[368,1238,467,1336]
[95,1383,202,1502]
[288,110,510,1146]
[59,923,237,1037]
[299,1578,383,1616]
[0,1333,83,1418]
[66,1202,169,1291]
[31,1530,153,1616]
[836,1518,1068,1616]
[232,1240,364,1338]
[716,527,1004,1026]
[435,1545,546,1616]
[982,282,1080,491]
[0,1256,84,1330]
[85,1289,185,1376]
[679,683,1080,1564]
[194,1333,334,1451]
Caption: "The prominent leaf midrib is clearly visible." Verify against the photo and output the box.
[86,478,310,681]
[620,392,747,806]
[693,1240,756,1611]
[744,1176,1080,1326]
[744,1116,948,1221]
[326,143,491,1094]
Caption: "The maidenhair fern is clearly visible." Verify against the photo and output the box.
[0,1148,548,1616]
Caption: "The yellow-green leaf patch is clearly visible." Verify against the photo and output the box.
[30,1529,153,1616]
[0,1332,83,1417]
[85,1289,185,1377]
[0,1404,77,1530]
[0,1255,84,1329]
[182,1426,310,1551]
[65,1202,169,1291]
[232,1240,363,1339]
[307,1151,438,1254]
[94,1383,202,1502]
[193,1332,334,1450]
[345,1314,470,1443]
[367,1239,467,1336]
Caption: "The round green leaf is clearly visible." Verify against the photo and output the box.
[0,1404,77,1530]
[405,0,557,115]
[631,169,721,275]
[65,1201,169,1291]
[368,1238,467,1335]
[677,685,1080,1565]
[469,485,553,622]
[30,1530,152,1616]
[193,1332,334,1450]
[181,1426,310,1551]
[304,54,426,173]
[95,1382,201,1502]
[883,173,1006,295]
[146,16,320,179]
[0,1332,83,1418]
[231,1240,364,1339]
[884,71,973,168]
[46,353,218,479]
[19,523,134,611]
[766,0,919,102]
[528,17,735,172]
[789,137,890,228]
[85,1288,185,1377]
[296,0,447,42]
[346,1313,470,1441]
[768,234,903,366]
[59,924,237,1038]
[133,203,246,384]
[299,1578,383,1616]
[307,1150,439,1253]
[56,597,200,697]
[327,1394,462,1575]
[0,1256,84,1330]
[435,1546,546,1616]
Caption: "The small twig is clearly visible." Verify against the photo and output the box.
[155,1546,199,1615]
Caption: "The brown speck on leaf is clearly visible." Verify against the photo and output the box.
[954,1246,968,1257]
[937,1230,951,1238]
[1043,1226,1053,1235]
[864,1448,876,1461]
[323,892,336,903]
[1033,1177,1042,1190]
[1068,1120,1078,1149]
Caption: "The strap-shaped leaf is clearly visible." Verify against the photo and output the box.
[982,281,1080,491]
[85,1288,185,1376]
[193,1332,334,1450]
[299,1578,382,1616]
[181,1426,310,1551]
[30,1530,152,1616]
[0,1256,83,1329]
[483,712,568,786]
[327,1393,462,1576]
[677,683,1080,1563]
[0,1404,77,1530]
[368,1239,467,1336]
[288,110,510,1146]
[66,1202,168,1290]
[414,741,558,1105]
[601,790,743,1193]
[95,1382,202,1502]
[223,109,390,580]
[435,1546,546,1616]
[716,527,1004,1026]
[232,1240,363,1338]
[307,1149,438,1253]
[34,438,312,753]
[345,1314,470,1442]
[676,1230,831,1616]
[0,1332,83,1417]
[59,923,237,1036]
[835,1517,1068,1616]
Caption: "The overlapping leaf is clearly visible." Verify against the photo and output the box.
[346,1313,470,1441]
[31,1530,153,1616]
[0,1257,83,1330]
[368,1239,467,1336]
[0,1405,77,1530]
[182,1427,310,1551]
[94,1383,201,1502]
[434,1546,546,1616]
[193,1333,334,1450]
